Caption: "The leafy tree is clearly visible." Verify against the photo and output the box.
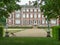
[40,0,60,25]
[33,0,58,37]
[0,0,21,25]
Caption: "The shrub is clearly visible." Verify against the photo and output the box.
[8,26,33,29]
[0,25,4,37]
[52,26,60,40]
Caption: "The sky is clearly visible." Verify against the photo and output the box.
[17,0,36,5]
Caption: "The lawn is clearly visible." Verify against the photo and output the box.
[0,37,60,45]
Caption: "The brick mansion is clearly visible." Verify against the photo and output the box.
[6,2,59,27]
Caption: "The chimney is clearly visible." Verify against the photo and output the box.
[29,1,31,5]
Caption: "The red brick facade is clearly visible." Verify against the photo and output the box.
[7,5,58,27]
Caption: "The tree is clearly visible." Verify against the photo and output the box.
[33,0,57,37]
[41,0,60,25]
[0,0,21,25]
[33,0,60,37]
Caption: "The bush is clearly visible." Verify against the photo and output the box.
[0,26,4,37]
[52,26,60,40]
[8,26,33,29]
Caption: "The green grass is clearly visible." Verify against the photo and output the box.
[0,37,60,45]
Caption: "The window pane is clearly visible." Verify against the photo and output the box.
[34,9,37,12]
[26,14,29,18]
[9,14,11,18]
[15,10,20,13]
[30,9,33,12]
[42,20,45,24]
[38,14,41,18]
[26,9,29,12]
[23,14,25,18]
[15,13,20,18]
[46,20,47,24]
[15,20,20,24]
[34,14,37,18]
[23,9,25,12]
[29,20,33,25]
[30,14,33,18]
[42,15,44,18]
[9,20,11,23]
[38,9,40,12]
[38,20,40,24]
[51,19,56,24]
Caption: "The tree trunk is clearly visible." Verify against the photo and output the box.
[59,16,60,26]
[47,19,51,37]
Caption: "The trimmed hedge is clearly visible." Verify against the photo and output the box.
[0,26,3,37]
[8,26,33,29]
[52,26,60,40]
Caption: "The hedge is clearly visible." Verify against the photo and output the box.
[52,26,60,40]
[0,26,4,37]
[8,26,33,29]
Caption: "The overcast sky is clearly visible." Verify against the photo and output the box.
[17,0,36,5]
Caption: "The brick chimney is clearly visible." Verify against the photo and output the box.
[29,1,31,5]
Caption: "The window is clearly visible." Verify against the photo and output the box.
[34,9,37,12]
[15,10,20,13]
[30,9,33,12]
[33,20,37,25]
[9,20,11,23]
[42,19,45,24]
[29,20,33,25]
[23,20,28,25]
[34,14,37,18]
[9,14,11,18]
[26,14,29,18]
[26,9,29,12]
[38,9,40,12]
[46,20,48,24]
[38,14,41,18]
[23,9,25,12]
[23,14,25,18]
[42,15,44,18]
[15,20,20,24]
[23,20,26,25]
[30,14,33,18]
[38,20,40,24]
[51,19,56,24]
[15,13,20,18]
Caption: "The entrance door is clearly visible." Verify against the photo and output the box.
[34,20,37,26]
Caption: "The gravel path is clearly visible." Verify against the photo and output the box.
[14,29,47,37]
